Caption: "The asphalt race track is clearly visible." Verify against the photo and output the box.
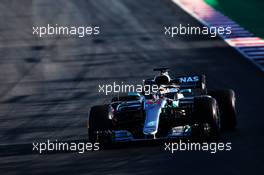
[0,0,263,174]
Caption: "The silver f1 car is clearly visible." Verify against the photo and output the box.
[87,68,237,143]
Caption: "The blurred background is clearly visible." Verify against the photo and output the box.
[0,0,263,174]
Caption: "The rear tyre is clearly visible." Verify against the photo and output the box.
[208,89,237,130]
[88,105,112,143]
[193,96,220,139]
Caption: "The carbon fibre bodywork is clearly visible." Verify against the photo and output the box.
[88,68,236,143]
[87,68,222,142]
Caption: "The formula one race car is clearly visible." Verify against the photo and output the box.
[87,68,237,143]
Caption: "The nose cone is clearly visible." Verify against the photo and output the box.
[143,99,166,135]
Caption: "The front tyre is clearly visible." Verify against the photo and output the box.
[88,105,112,143]
[193,96,220,139]
[208,89,237,130]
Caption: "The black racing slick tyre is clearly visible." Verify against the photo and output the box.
[208,89,237,130]
[88,105,112,143]
[193,96,220,139]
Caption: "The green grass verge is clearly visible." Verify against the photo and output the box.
[204,0,264,39]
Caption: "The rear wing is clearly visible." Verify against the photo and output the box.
[171,75,206,90]
[144,74,206,90]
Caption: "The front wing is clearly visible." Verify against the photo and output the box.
[94,124,211,143]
